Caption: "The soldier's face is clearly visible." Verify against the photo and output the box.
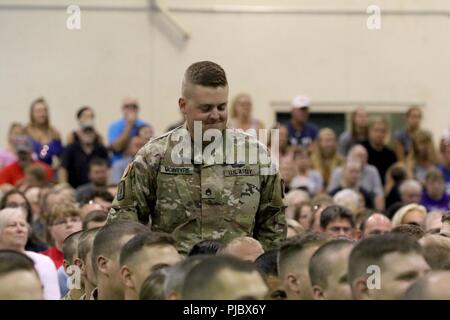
[369,252,429,300]
[179,84,228,135]
[128,245,182,293]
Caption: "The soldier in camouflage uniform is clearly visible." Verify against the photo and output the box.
[108,61,286,254]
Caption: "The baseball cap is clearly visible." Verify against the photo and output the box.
[14,136,34,153]
[291,95,311,109]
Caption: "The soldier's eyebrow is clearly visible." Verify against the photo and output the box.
[150,263,170,273]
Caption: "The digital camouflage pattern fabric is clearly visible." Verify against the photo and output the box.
[108,125,287,254]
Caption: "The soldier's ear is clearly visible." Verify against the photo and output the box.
[178,97,186,114]
[285,273,300,296]
[312,285,325,300]
[120,265,134,289]
[74,258,85,275]
[352,277,370,300]
[63,259,70,273]
[97,255,109,275]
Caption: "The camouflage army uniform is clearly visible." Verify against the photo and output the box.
[108,125,286,254]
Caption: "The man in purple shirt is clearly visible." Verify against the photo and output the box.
[287,95,318,148]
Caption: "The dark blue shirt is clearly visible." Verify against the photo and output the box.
[287,122,319,147]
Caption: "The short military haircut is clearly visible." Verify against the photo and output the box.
[78,227,100,262]
[182,61,227,97]
[348,233,422,285]
[165,255,208,296]
[62,230,84,264]
[181,255,258,300]
[91,221,149,272]
[320,205,355,229]
[82,210,108,230]
[119,232,176,267]
[404,271,450,300]
[188,239,223,256]
[139,266,171,300]
[309,239,354,289]
[0,250,37,276]
[419,235,450,270]
[254,249,279,278]
[391,224,425,241]
[278,232,329,277]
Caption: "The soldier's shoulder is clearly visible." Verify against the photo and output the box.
[136,127,182,159]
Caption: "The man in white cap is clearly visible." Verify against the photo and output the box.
[287,95,319,147]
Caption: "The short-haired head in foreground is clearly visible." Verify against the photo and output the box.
[254,249,286,300]
[278,232,329,300]
[419,234,450,270]
[181,255,267,300]
[165,255,208,300]
[0,249,43,300]
[119,232,181,300]
[309,238,355,300]
[348,233,429,300]
[139,266,171,300]
[92,221,149,300]
[404,271,450,300]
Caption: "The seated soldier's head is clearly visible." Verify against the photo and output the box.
[91,221,149,300]
[419,234,450,270]
[76,228,101,298]
[254,249,286,300]
[139,266,171,300]
[219,236,264,262]
[165,255,208,300]
[348,233,430,300]
[404,271,450,300]
[0,250,43,299]
[278,232,329,300]
[119,232,182,300]
[309,239,355,300]
[181,255,268,300]
[62,230,84,296]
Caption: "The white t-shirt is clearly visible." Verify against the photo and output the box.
[25,251,61,300]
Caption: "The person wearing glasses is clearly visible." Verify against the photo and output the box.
[108,97,147,164]
[40,202,82,268]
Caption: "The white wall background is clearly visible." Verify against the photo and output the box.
[1,0,449,148]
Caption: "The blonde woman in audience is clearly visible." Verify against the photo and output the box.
[391,203,427,228]
[405,129,439,183]
[25,97,63,170]
[0,208,60,299]
[228,93,264,135]
[311,128,343,190]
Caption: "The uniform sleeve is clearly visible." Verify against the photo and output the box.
[107,152,158,225]
[253,163,287,250]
